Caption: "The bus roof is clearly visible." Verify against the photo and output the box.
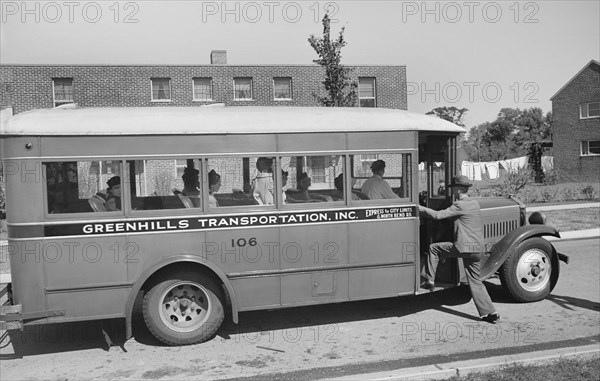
[1,106,466,136]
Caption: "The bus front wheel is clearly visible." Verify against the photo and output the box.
[143,272,224,345]
[499,237,554,302]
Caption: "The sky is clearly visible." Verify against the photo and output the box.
[1,0,599,129]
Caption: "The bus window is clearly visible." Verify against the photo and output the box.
[281,155,343,203]
[351,153,411,200]
[128,159,201,210]
[206,156,276,207]
[44,160,122,213]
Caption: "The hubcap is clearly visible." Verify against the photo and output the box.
[158,281,212,333]
[516,248,551,292]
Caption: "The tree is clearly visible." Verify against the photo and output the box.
[462,107,552,164]
[308,13,357,107]
[426,106,469,127]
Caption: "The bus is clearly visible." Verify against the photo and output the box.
[0,106,568,345]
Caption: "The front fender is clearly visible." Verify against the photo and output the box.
[480,224,560,279]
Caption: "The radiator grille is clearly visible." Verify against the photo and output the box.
[484,219,518,239]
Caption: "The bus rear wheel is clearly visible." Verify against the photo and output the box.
[143,272,224,346]
[499,237,554,302]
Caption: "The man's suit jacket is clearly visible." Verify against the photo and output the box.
[420,196,485,253]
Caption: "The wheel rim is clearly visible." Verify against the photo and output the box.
[158,281,212,333]
[515,248,552,292]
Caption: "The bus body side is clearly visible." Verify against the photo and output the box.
[2,129,422,334]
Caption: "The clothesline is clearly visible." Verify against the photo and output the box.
[460,156,553,181]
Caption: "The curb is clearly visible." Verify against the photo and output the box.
[326,344,600,381]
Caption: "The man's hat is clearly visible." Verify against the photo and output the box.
[448,175,472,188]
[107,176,120,189]
[370,160,386,172]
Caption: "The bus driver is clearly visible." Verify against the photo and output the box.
[361,160,399,200]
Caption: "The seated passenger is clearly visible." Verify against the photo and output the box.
[332,174,368,201]
[287,172,330,203]
[437,179,446,197]
[251,157,274,205]
[361,160,399,200]
[181,166,200,207]
[105,176,122,211]
[281,170,289,204]
[208,169,221,208]
[91,176,121,211]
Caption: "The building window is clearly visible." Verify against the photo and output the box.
[234,77,253,100]
[273,77,292,100]
[52,78,74,107]
[151,78,171,101]
[580,102,600,119]
[193,78,213,101]
[581,140,600,156]
[358,77,376,107]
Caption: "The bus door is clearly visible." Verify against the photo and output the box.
[418,134,459,287]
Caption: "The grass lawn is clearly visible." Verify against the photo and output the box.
[530,207,600,232]
[429,355,600,381]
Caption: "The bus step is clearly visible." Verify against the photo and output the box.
[417,282,459,294]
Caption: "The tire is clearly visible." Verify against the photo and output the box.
[499,237,555,302]
[143,271,225,346]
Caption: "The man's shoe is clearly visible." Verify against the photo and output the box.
[481,312,500,324]
[420,281,435,291]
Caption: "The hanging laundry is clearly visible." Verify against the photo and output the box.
[486,162,500,179]
[461,161,475,180]
[541,156,554,173]
[472,162,483,181]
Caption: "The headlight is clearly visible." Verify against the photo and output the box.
[528,211,546,225]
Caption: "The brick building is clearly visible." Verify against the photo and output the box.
[0,51,408,197]
[551,60,600,183]
[0,50,407,115]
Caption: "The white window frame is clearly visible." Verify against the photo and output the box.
[273,77,293,101]
[233,77,253,101]
[358,77,376,108]
[581,140,600,156]
[175,159,187,179]
[52,78,74,107]
[151,78,172,102]
[580,102,600,119]
[192,77,213,101]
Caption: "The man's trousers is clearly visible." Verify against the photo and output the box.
[424,241,496,317]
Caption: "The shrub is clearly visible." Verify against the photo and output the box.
[539,186,558,203]
[0,177,5,219]
[559,186,577,202]
[492,167,532,197]
[581,184,597,200]
[543,169,558,185]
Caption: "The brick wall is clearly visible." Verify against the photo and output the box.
[552,62,600,183]
[0,64,407,114]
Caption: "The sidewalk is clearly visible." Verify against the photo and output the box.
[527,201,599,212]
[327,344,600,381]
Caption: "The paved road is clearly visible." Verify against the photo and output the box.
[1,238,598,380]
